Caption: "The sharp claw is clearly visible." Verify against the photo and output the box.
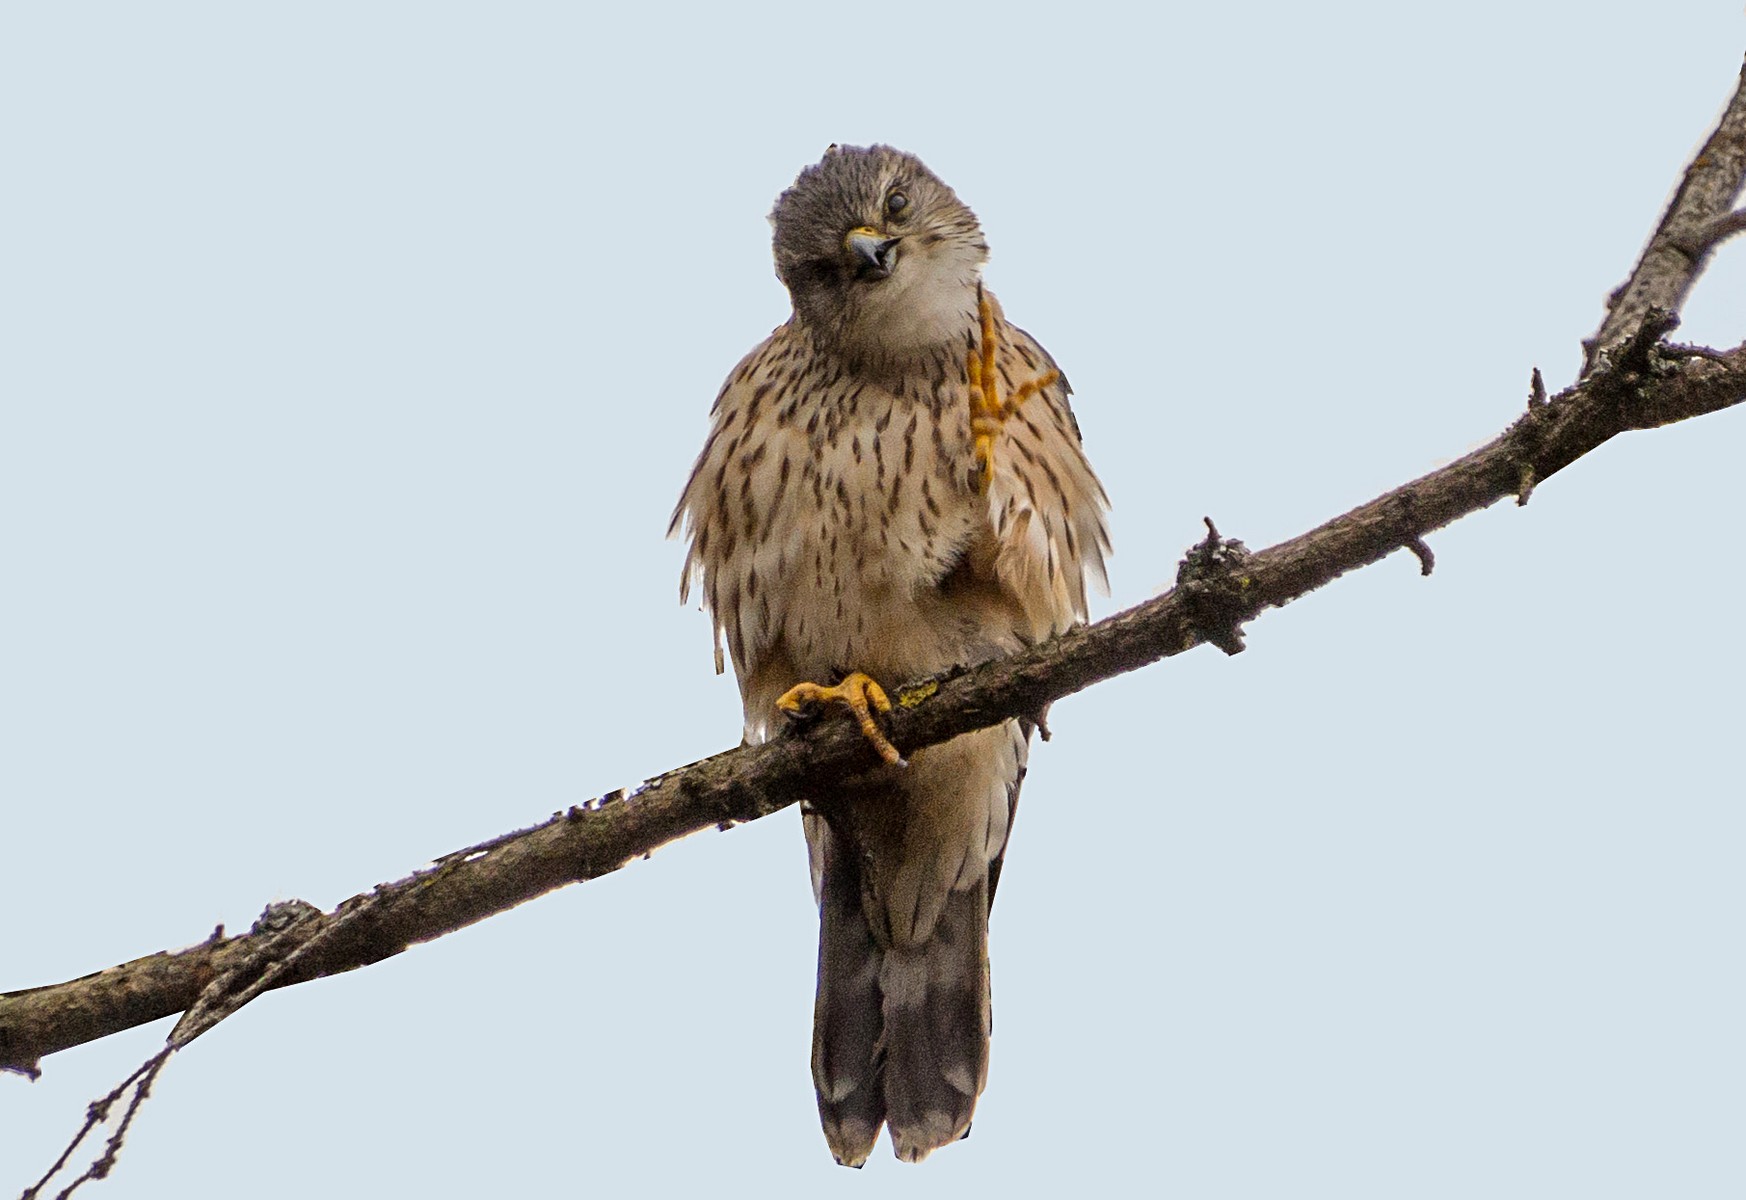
[775,672,904,766]
[776,681,822,720]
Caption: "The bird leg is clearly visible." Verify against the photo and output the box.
[967,289,1059,496]
[777,671,905,766]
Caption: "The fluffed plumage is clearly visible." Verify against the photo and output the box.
[670,144,1109,1165]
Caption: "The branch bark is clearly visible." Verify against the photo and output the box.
[4,322,1743,1076]
[1583,58,1746,374]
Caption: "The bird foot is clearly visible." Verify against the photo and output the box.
[777,671,905,766]
[967,289,1059,496]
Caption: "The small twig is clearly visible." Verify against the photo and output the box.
[1688,207,1746,251]
[23,901,342,1199]
[1175,518,1253,656]
[1515,367,1550,506]
[1615,309,1682,376]
[1403,535,1435,576]
[21,1051,170,1200]
[1391,495,1436,577]
[1516,463,1538,508]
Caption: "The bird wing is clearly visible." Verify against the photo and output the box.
[668,329,800,689]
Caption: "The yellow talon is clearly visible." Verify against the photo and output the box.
[966,289,1059,496]
[777,671,905,766]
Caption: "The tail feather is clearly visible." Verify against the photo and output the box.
[807,718,1019,1165]
[880,879,990,1164]
[811,823,885,1168]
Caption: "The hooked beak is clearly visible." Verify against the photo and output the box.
[845,226,901,279]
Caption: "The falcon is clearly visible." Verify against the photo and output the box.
[671,145,1109,1165]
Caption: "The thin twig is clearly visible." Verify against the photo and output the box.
[20,1052,169,1200]
[1692,207,1746,250]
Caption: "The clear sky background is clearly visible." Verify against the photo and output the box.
[4,4,1743,1197]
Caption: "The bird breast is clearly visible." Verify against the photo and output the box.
[680,332,1014,720]
[756,369,985,676]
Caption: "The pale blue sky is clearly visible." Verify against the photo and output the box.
[4,3,1744,1197]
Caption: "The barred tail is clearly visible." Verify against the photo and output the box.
[811,825,886,1168]
[879,878,989,1163]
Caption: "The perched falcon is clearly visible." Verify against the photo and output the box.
[671,145,1109,1165]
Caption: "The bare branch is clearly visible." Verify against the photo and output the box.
[1583,56,1746,374]
[5,326,1742,1075]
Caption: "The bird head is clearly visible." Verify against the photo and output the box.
[770,144,989,365]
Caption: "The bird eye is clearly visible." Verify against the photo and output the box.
[885,190,909,218]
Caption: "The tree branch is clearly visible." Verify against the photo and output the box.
[1582,58,1746,375]
[5,323,1743,1075]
